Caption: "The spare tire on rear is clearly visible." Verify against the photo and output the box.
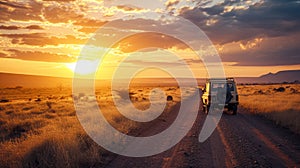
[225,92,233,104]
[167,95,173,101]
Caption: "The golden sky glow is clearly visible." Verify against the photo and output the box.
[0,0,299,79]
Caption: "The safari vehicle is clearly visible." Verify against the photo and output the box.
[201,78,239,115]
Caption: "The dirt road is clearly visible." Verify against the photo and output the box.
[103,101,300,167]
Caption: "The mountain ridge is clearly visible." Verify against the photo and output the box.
[0,70,299,88]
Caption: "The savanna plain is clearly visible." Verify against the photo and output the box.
[0,83,299,167]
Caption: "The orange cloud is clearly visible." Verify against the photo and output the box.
[112,32,188,53]
[239,38,264,50]
[0,25,19,30]
[116,5,143,12]
[0,25,44,30]
[6,49,75,63]
[0,33,87,46]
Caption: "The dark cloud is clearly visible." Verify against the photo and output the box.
[0,33,87,46]
[0,25,44,30]
[25,25,44,30]
[0,1,28,9]
[0,25,19,30]
[180,0,300,66]
[182,0,300,44]
[0,52,7,57]
[0,33,46,39]
[0,1,43,22]
[219,34,300,66]
[43,6,84,23]
[0,0,84,23]
[6,49,75,63]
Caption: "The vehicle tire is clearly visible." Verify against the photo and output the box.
[232,104,237,115]
[226,92,233,104]
[204,105,209,114]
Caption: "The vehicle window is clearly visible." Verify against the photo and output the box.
[212,83,225,89]
[227,83,235,91]
[211,83,225,92]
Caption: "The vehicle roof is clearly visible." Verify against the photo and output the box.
[206,77,235,82]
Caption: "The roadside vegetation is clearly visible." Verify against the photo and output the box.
[0,86,183,167]
[1,83,299,167]
[238,84,300,134]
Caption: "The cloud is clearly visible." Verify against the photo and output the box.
[0,33,46,39]
[42,0,76,2]
[116,5,143,12]
[123,59,184,67]
[73,20,107,27]
[0,1,29,9]
[180,0,300,66]
[0,1,43,22]
[0,25,44,30]
[0,25,19,30]
[0,52,7,57]
[0,0,299,67]
[77,27,98,34]
[182,0,300,44]
[43,5,84,23]
[219,33,300,66]
[0,33,87,46]
[165,0,180,9]
[111,32,188,53]
[74,19,107,33]
[5,49,75,63]
[25,25,44,30]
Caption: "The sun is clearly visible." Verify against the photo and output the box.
[65,59,100,75]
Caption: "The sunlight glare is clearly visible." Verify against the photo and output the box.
[66,59,99,75]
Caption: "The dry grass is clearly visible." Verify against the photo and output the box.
[0,85,192,167]
[238,84,300,134]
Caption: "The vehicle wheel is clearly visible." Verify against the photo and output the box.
[226,92,233,104]
[203,106,209,114]
[232,105,237,115]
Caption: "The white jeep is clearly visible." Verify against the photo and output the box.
[201,78,239,115]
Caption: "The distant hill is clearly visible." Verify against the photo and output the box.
[0,73,72,88]
[258,70,300,83]
[234,70,300,84]
[0,70,299,88]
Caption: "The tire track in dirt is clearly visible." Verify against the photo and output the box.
[239,112,300,166]
[215,122,238,167]
[105,94,200,168]
[160,104,214,168]
[252,128,296,166]
[219,110,300,167]
[104,93,225,168]
[104,100,300,167]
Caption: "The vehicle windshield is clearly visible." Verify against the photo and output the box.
[211,83,225,89]
[210,82,235,92]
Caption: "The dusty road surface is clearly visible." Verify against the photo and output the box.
[102,100,300,168]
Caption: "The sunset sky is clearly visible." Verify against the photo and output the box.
[0,0,300,79]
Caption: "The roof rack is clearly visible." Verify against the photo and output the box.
[206,77,235,82]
